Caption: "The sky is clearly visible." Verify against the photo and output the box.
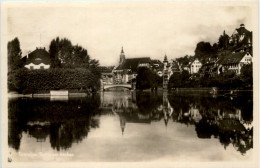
[6,2,253,66]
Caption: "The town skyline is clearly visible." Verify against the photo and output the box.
[6,2,254,66]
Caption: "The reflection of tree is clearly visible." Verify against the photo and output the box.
[8,96,100,151]
[49,119,99,151]
[8,120,22,151]
[136,93,163,114]
[168,93,253,154]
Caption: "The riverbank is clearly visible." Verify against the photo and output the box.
[8,87,253,98]
[8,92,93,98]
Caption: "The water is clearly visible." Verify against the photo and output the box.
[8,91,253,162]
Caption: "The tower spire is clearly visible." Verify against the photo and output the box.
[119,46,125,64]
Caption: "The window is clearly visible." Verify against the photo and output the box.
[30,66,34,70]
[40,66,44,69]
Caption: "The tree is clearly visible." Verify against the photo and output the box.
[240,63,253,89]
[136,67,161,90]
[49,37,94,69]
[168,70,191,88]
[49,37,62,68]
[72,45,90,68]
[49,37,73,68]
[168,72,182,88]
[218,31,230,49]
[8,37,22,72]
[176,55,192,67]
[195,41,217,64]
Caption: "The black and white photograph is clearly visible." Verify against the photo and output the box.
[1,1,259,168]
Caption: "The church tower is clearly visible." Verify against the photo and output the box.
[119,47,125,65]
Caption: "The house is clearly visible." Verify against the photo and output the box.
[24,47,50,70]
[151,59,164,77]
[229,24,252,47]
[113,47,151,84]
[199,58,219,78]
[189,58,202,74]
[171,60,182,74]
[97,66,115,84]
[217,51,252,75]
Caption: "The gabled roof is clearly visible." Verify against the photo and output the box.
[217,51,250,65]
[24,48,50,65]
[116,57,151,72]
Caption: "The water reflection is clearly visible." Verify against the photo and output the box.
[8,91,253,161]
[8,96,100,151]
[167,93,253,154]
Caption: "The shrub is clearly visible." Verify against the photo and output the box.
[8,68,100,94]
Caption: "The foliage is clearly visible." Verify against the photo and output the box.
[240,63,253,89]
[176,55,192,67]
[8,69,100,94]
[136,67,162,90]
[168,70,192,88]
[194,41,218,64]
[49,37,99,71]
[168,67,252,90]
[218,31,230,49]
[8,37,22,72]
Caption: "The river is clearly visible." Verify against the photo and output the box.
[8,91,253,162]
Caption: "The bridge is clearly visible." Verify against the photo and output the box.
[102,84,133,91]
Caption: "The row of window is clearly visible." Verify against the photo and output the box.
[191,65,201,68]
[225,64,238,68]
[29,66,45,70]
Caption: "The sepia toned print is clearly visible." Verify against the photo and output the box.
[1,1,259,168]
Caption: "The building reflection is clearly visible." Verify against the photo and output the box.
[99,92,253,154]
[9,92,253,155]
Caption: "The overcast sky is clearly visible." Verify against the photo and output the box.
[7,2,253,66]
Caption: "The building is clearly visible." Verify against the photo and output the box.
[229,24,252,47]
[163,55,171,90]
[113,47,151,84]
[97,66,115,84]
[171,60,182,74]
[24,47,50,70]
[217,51,252,75]
[199,58,219,78]
[151,59,164,77]
[189,58,202,74]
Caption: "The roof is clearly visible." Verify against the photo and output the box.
[96,66,115,73]
[188,58,200,66]
[236,26,251,36]
[151,59,164,70]
[116,57,151,72]
[24,48,50,65]
[217,51,249,65]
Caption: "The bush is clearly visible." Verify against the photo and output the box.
[8,68,100,94]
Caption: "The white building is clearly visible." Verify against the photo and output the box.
[190,59,202,74]
[24,47,50,70]
[217,51,252,75]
